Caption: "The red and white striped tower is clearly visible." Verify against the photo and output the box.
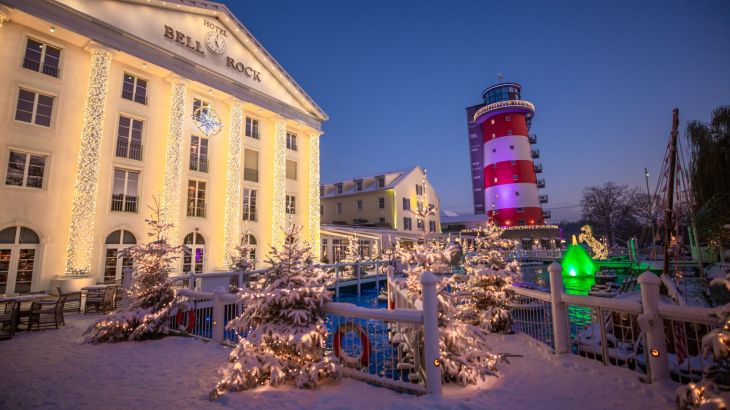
[470,82,546,227]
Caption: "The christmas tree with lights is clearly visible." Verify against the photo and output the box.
[210,225,337,399]
[84,202,185,343]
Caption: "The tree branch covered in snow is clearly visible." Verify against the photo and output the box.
[210,225,338,399]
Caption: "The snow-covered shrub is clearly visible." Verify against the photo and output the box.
[84,202,185,343]
[210,225,338,399]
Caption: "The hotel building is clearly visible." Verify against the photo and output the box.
[0,0,326,293]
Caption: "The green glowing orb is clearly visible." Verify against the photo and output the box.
[561,245,596,278]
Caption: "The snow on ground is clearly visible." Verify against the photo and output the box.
[0,314,676,409]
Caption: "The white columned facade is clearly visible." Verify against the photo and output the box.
[160,76,188,245]
[64,43,114,275]
[223,101,244,266]
[308,130,322,258]
[271,116,287,249]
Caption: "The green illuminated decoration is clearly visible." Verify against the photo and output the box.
[561,245,596,278]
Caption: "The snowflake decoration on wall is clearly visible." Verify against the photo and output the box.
[192,106,223,137]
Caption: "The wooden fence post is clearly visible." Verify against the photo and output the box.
[638,271,671,382]
[421,271,442,396]
[548,262,570,354]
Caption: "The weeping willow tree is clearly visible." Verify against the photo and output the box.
[686,106,730,255]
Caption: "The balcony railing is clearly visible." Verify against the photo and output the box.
[539,194,549,204]
[116,141,143,161]
[111,194,138,212]
[189,156,209,173]
[531,149,540,159]
[23,59,60,78]
[244,168,259,183]
[534,164,543,173]
[528,134,537,144]
[542,210,551,219]
[537,179,545,188]
[121,90,148,105]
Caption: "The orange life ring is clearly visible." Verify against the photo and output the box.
[176,310,196,332]
[333,323,370,368]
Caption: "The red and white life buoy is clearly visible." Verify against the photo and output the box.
[333,323,370,368]
[176,310,196,332]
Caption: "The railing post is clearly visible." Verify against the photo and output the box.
[386,265,395,310]
[238,271,244,290]
[212,288,225,343]
[335,266,340,300]
[356,263,362,296]
[548,262,570,354]
[420,271,442,396]
[188,273,195,290]
[637,271,670,382]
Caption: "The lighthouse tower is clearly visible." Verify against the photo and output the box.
[465,82,548,227]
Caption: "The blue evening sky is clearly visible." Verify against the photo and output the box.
[226,0,730,221]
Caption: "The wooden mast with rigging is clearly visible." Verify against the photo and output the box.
[662,108,679,276]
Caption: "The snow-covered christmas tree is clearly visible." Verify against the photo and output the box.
[84,201,185,343]
[210,225,338,399]
[228,230,257,273]
[338,236,363,277]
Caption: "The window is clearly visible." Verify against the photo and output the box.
[402,197,410,211]
[285,195,296,214]
[244,149,258,182]
[491,133,495,139]
[492,148,496,153]
[243,188,257,221]
[507,130,513,136]
[376,175,385,188]
[490,119,495,125]
[111,169,139,212]
[187,180,206,217]
[509,145,514,150]
[403,217,412,231]
[379,217,385,223]
[23,38,60,78]
[0,226,40,294]
[417,219,425,231]
[320,205,323,216]
[355,179,363,191]
[5,151,47,188]
[332,239,347,263]
[116,115,143,160]
[493,177,498,183]
[506,115,511,121]
[336,183,343,194]
[336,202,342,214]
[245,117,259,139]
[320,185,325,197]
[286,132,297,151]
[103,230,135,285]
[416,184,425,196]
[358,240,372,259]
[429,221,436,232]
[192,98,210,120]
[190,136,209,172]
[378,197,385,209]
[15,88,54,127]
[513,174,518,181]
[511,160,516,165]
[416,200,424,211]
[121,73,147,104]
[183,232,205,274]
[243,234,257,262]
[517,207,524,213]
[518,219,526,226]
[320,239,328,261]
[515,191,520,196]
[356,200,363,212]
[286,160,297,180]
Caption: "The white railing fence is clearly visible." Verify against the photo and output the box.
[167,263,442,396]
[507,262,722,384]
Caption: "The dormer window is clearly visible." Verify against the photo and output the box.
[376,175,385,188]
[355,179,363,192]
[336,183,343,194]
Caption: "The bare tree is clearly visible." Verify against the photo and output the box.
[581,182,642,245]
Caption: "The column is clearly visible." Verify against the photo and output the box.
[308,130,322,259]
[271,116,287,249]
[223,101,243,266]
[160,76,188,245]
[64,43,114,275]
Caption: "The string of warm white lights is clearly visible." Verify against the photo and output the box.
[161,78,187,244]
[223,103,243,266]
[64,45,113,275]
[271,117,287,249]
[308,131,321,259]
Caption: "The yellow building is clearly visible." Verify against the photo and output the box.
[320,165,441,235]
[0,0,325,293]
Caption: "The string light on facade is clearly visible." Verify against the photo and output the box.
[64,45,113,275]
[161,78,187,244]
[271,117,287,249]
[224,102,243,265]
[308,131,322,259]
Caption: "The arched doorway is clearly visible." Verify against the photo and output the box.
[0,226,40,294]
[103,229,136,284]
[183,232,205,274]
[244,234,257,264]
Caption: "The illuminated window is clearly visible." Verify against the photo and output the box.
[245,117,259,139]
[192,98,211,121]
[286,132,297,151]
[5,150,47,189]
[244,149,258,182]
[417,219,424,230]
[121,73,147,104]
[286,160,297,180]
[111,169,139,212]
[15,88,54,127]
[23,38,61,78]
[285,195,296,214]
[492,133,496,139]
[513,175,518,181]
[182,232,205,274]
[490,119,495,125]
[242,188,257,221]
[505,115,511,121]
[493,177,498,183]
[116,115,144,160]
[190,135,209,173]
[186,179,206,217]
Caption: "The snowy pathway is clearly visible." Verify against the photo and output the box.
[0,315,675,409]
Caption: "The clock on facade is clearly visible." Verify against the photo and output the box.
[205,31,226,54]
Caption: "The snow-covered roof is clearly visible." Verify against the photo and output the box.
[321,165,422,199]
